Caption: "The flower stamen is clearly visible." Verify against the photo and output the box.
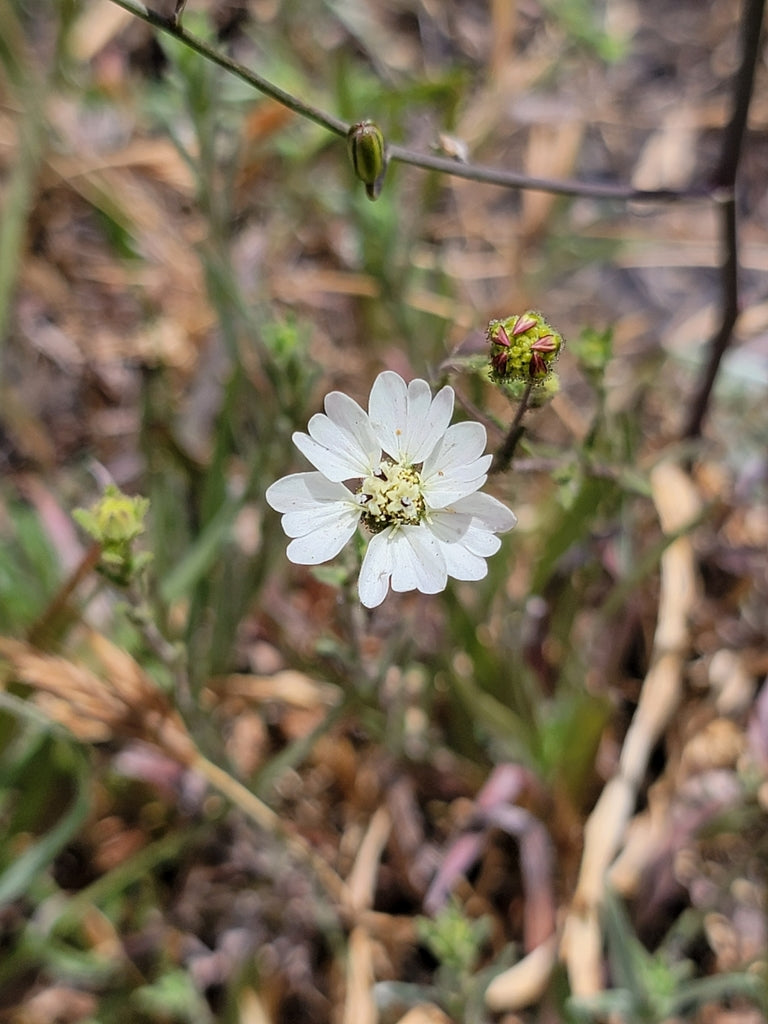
[358,460,425,533]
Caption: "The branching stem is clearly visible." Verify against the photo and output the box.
[107,0,765,439]
[108,0,348,135]
[107,0,703,204]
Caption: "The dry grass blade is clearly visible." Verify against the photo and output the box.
[561,461,702,996]
[393,1006,452,1024]
[0,632,350,907]
[342,926,377,1024]
[484,935,559,1013]
[0,633,186,749]
[345,805,392,914]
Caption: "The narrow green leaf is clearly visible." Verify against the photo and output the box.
[160,496,243,603]
[0,741,91,907]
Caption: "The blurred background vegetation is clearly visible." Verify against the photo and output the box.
[0,0,766,1021]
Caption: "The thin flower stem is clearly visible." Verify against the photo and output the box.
[107,0,704,204]
[386,144,700,203]
[491,380,535,474]
[107,0,348,135]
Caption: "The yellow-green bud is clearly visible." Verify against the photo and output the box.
[347,120,387,200]
[73,484,151,585]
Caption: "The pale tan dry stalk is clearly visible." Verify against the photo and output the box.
[560,461,702,997]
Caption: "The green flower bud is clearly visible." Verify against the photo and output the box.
[73,485,151,586]
[487,311,563,386]
[347,120,387,200]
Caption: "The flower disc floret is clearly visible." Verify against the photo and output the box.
[266,371,517,608]
[358,460,426,533]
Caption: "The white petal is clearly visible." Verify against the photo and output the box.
[266,472,360,564]
[426,508,471,543]
[420,422,492,505]
[426,491,516,582]
[324,391,381,462]
[368,371,408,459]
[462,526,503,557]
[400,377,433,461]
[281,501,356,539]
[406,382,454,464]
[358,529,395,608]
[452,491,518,533]
[423,469,490,508]
[426,510,504,581]
[368,371,454,464]
[292,391,380,481]
[438,540,489,581]
[389,526,447,594]
[422,421,488,477]
[266,472,353,513]
[286,513,358,563]
[430,510,501,559]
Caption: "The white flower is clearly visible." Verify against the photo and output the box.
[266,371,517,608]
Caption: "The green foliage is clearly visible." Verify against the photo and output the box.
[570,324,614,377]
[132,970,215,1024]
[415,899,493,1021]
[0,498,60,632]
[375,899,511,1023]
[541,0,628,62]
[0,703,90,908]
[569,890,767,1023]
[417,899,491,976]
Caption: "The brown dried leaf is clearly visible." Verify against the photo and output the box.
[0,633,195,764]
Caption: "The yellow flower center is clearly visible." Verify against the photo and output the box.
[358,460,425,532]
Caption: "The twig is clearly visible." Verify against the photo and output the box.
[491,380,535,473]
[26,542,103,648]
[387,143,699,202]
[681,194,739,439]
[682,0,766,439]
[107,0,704,204]
[107,0,348,135]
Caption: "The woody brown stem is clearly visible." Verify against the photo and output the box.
[682,0,766,439]
[27,542,103,649]
[491,380,535,474]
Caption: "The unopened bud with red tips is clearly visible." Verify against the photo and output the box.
[487,311,563,385]
[347,120,387,200]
